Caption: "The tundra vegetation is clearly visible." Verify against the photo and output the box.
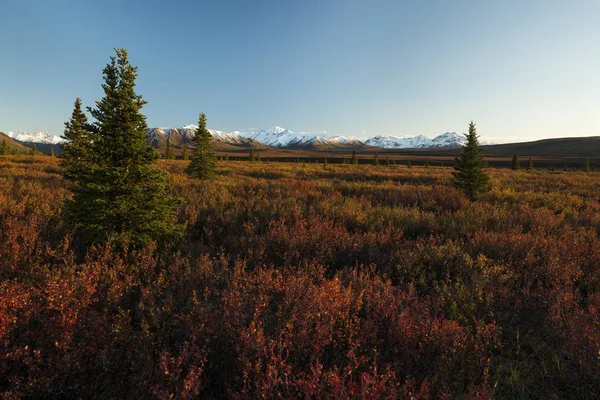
[1,156,600,398]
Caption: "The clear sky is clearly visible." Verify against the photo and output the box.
[1,0,599,143]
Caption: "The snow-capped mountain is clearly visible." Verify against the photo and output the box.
[5,131,65,144]
[237,126,359,148]
[147,126,248,146]
[364,132,465,149]
[148,125,360,148]
[4,126,469,149]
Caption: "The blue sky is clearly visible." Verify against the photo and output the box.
[1,0,599,142]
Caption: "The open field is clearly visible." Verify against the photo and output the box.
[1,156,600,398]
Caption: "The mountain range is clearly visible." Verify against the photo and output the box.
[4,126,467,150]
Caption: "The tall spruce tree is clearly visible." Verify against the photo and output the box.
[452,121,489,201]
[511,155,520,170]
[62,49,183,246]
[186,112,217,180]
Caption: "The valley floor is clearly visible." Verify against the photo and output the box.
[1,156,599,398]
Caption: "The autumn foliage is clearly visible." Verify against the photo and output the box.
[1,156,599,398]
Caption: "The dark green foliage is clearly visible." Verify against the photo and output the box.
[584,159,591,172]
[564,164,568,172]
[549,165,555,172]
[373,154,379,166]
[182,144,188,160]
[351,150,358,165]
[256,152,261,162]
[62,49,183,247]
[187,113,217,180]
[60,98,92,182]
[0,140,7,155]
[224,154,229,162]
[407,160,412,168]
[165,136,175,159]
[452,121,490,201]
[511,155,520,170]
[424,160,430,168]
[527,158,533,171]
[249,149,255,162]
[30,144,38,156]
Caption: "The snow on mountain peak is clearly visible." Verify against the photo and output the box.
[364,132,465,149]
[5,126,470,149]
[6,131,65,144]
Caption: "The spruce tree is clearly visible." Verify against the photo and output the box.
[187,112,217,180]
[0,139,7,155]
[527,157,533,171]
[584,159,591,172]
[249,148,255,162]
[165,135,175,159]
[373,154,379,166]
[60,97,91,182]
[407,160,412,168]
[257,152,261,162]
[351,150,358,165]
[62,49,183,246]
[511,155,520,170]
[50,147,55,157]
[452,121,489,201]
[182,144,189,160]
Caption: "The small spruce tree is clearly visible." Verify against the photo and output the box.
[182,144,189,160]
[249,148,255,162]
[351,150,358,165]
[0,139,7,155]
[60,97,91,181]
[511,155,520,170]
[165,135,175,159]
[584,159,591,172]
[187,112,217,180]
[407,160,412,168]
[373,154,379,166]
[527,157,533,171]
[452,121,489,201]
